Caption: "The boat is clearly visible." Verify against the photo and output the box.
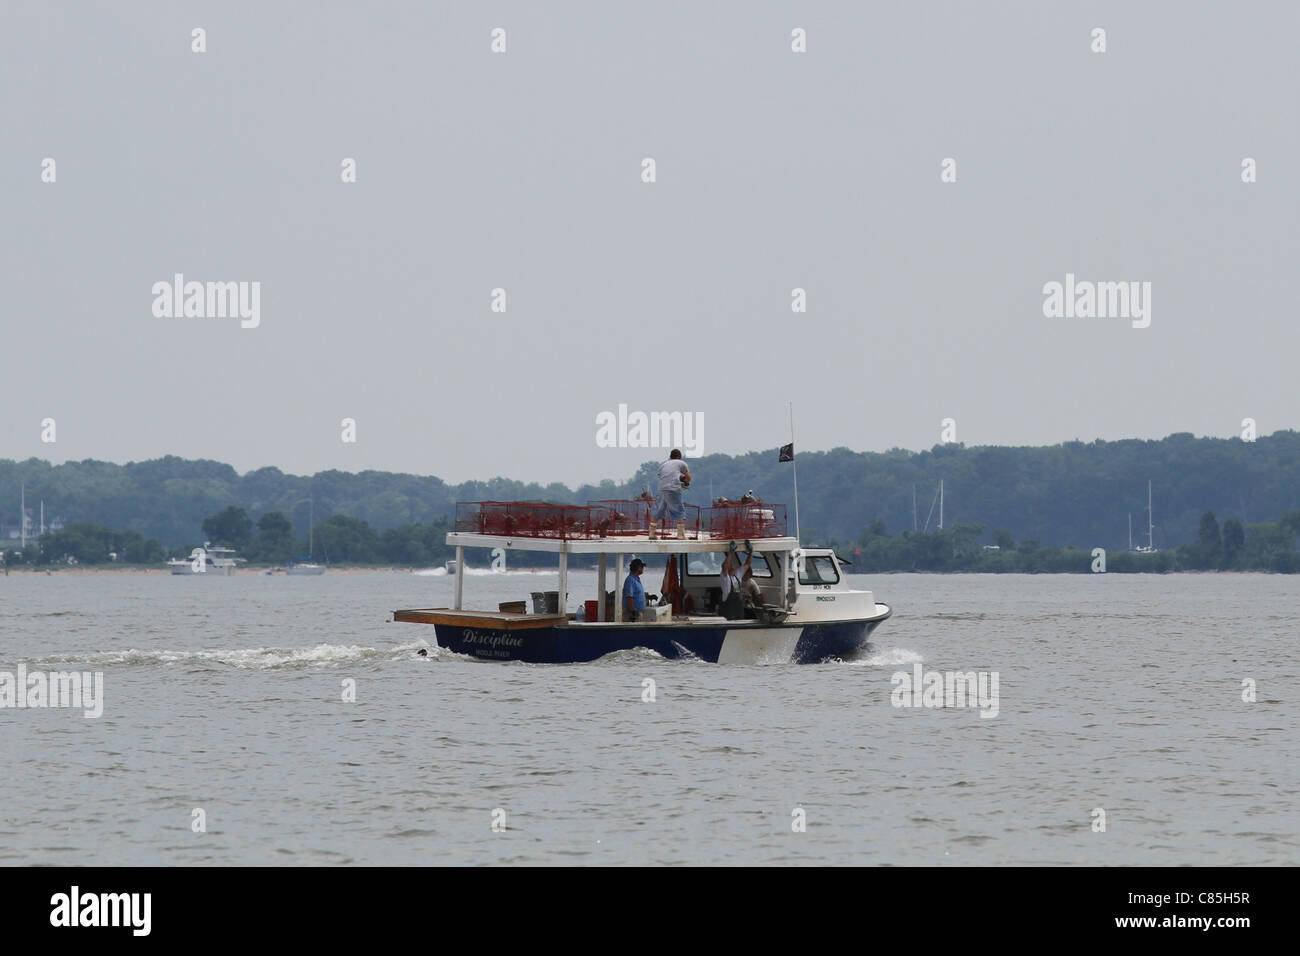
[167,544,243,575]
[286,495,326,575]
[394,498,891,664]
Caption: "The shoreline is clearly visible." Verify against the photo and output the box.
[0,565,1279,577]
[2,565,417,576]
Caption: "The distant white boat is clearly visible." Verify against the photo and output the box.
[286,562,325,576]
[168,544,243,575]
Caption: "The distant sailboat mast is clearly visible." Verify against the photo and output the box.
[20,484,25,550]
[1147,479,1154,551]
[1135,480,1156,553]
[920,481,941,535]
[286,488,326,574]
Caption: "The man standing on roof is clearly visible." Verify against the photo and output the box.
[653,449,691,539]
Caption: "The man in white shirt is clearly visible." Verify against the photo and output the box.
[653,449,691,538]
[719,544,760,619]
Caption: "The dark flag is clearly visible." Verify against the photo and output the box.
[778,443,794,462]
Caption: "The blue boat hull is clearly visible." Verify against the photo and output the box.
[431,612,891,664]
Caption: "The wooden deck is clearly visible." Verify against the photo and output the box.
[392,608,567,629]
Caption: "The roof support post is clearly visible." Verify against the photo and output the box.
[780,550,790,609]
[558,544,568,617]
[614,552,623,622]
[597,552,607,621]
[454,544,464,610]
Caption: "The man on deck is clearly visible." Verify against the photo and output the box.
[623,558,647,619]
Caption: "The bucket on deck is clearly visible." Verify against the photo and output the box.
[531,591,563,614]
[584,600,599,620]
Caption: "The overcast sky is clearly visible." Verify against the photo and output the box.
[2,1,1296,486]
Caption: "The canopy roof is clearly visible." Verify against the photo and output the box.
[445,531,800,555]
[454,499,788,544]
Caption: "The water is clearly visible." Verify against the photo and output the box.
[1,570,1295,865]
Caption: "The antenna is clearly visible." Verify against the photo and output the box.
[788,403,801,544]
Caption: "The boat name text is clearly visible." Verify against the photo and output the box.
[460,629,525,649]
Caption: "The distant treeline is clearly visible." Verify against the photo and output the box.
[4,431,1300,553]
[829,509,1300,573]
[1,509,460,568]
[8,505,1299,574]
[0,506,605,569]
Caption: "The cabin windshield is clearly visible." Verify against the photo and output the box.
[798,554,840,585]
[687,552,723,576]
[686,551,774,578]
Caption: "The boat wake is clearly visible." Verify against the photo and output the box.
[841,647,924,667]
[670,641,705,663]
[30,642,439,670]
[593,647,670,664]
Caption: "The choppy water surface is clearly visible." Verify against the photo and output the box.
[0,569,1295,865]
